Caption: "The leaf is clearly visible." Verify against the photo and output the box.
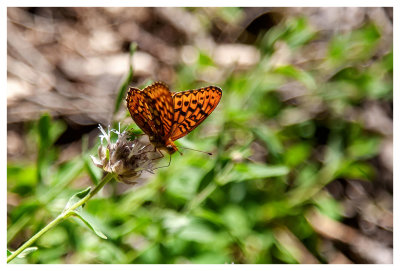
[81,135,100,185]
[178,221,216,243]
[192,208,224,226]
[41,158,85,203]
[328,23,381,66]
[219,163,289,185]
[259,24,286,54]
[36,113,67,183]
[38,113,51,148]
[274,65,316,90]
[36,113,51,182]
[337,161,375,181]
[84,156,101,185]
[222,205,251,237]
[284,142,312,167]
[18,247,38,258]
[51,159,85,188]
[198,51,214,67]
[382,51,393,72]
[348,136,380,159]
[63,187,91,212]
[284,17,316,48]
[114,42,137,115]
[273,228,301,264]
[162,211,191,234]
[313,191,343,220]
[196,167,216,193]
[252,126,284,159]
[71,211,108,239]
[7,247,38,259]
[37,113,67,148]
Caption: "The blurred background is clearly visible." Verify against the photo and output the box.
[7,7,393,264]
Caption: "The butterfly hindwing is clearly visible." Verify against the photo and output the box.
[170,86,222,141]
[142,82,174,138]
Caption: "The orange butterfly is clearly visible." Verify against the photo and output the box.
[126,82,222,155]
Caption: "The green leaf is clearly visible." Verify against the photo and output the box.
[294,163,318,188]
[64,187,91,212]
[36,113,51,182]
[218,7,243,24]
[71,211,108,239]
[337,161,375,181]
[348,136,381,159]
[83,156,101,185]
[7,247,38,259]
[162,211,191,234]
[114,42,137,115]
[284,17,316,48]
[37,113,51,147]
[284,142,312,167]
[196,167,216,193]
[35,113,66,183]
[328,23,381,66]
[382,51,393,72]
[18,247,38,258]
[41,158,85,203]
[198,51,214,67]
[178,221,216,243]
[37,113,67,148]
[51,159,85,188]
[7,163,37,195]
[313,192,343,220]
[222,205,251,237]
[252,127,284,159]
[192,208,224,226]
[220,163,289,184]
[274,65,316,90]
[273,230,299,264]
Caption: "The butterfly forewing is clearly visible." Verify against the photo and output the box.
[170,86,222,141]
[126,87,157,136]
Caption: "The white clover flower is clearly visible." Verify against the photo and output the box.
[91,125,157,184]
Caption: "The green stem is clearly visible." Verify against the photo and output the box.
[7,172,115,263]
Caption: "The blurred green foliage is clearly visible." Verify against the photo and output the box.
[7,12,392,264]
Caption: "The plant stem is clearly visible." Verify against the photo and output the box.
[7,172,115,263]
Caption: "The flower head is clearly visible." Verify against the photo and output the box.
[91,125,156,184]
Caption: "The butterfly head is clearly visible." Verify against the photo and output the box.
[165,144,177,154]
[164,139,180,155]
[149,137,180,155]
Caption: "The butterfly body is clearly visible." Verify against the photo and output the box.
[126,82,222,154]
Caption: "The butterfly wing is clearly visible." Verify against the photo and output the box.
[170,86,222,141]
[126,87,158,136]
[142,82,174,138]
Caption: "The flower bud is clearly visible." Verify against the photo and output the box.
[91,125,156,184]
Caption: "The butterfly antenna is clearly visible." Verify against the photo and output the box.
[180,147,212,156]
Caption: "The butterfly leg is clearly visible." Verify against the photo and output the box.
[151,154,172,170]
[145,169,155,174]
[149,148,164,161]
[138,143,154,154]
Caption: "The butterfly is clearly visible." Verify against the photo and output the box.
[126,82,222,155]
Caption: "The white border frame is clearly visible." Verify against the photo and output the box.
[2,1,397,270]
